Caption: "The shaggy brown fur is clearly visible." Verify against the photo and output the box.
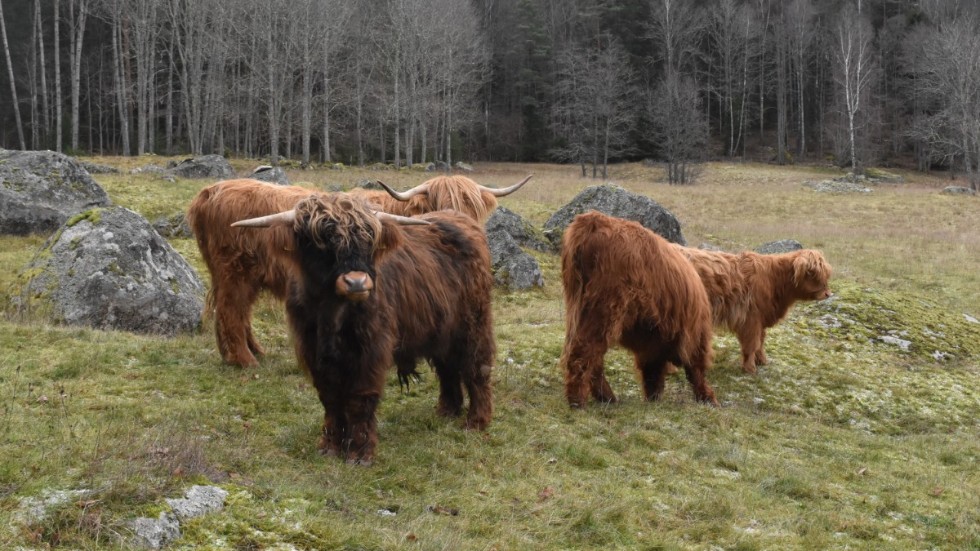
[674,246,833,374]
[240,194,495,465]
[353,175,509,223]
[186,179,321,367]
[560,211,718,408]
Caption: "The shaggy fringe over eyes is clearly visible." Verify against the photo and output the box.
[296,194,383,251]
[792,250,832,286]
[422,176,494,222]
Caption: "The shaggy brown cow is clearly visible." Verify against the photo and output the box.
[233,193,495,465]
[356,174,532,223]
[673,245,833,374]
[187,179,321,367]
[187,175,529,367]
[560,211,718,408]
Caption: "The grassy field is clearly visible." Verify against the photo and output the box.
[1,158,978,550]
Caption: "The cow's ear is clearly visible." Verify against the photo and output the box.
[791,253,811,286]
[373,219,404,260]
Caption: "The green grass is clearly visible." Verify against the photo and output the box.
[1,159,978,550]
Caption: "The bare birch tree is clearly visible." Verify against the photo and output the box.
[126,0,160,154]
[0,0,26,149]
[649,72,706,185]
[785,0,814,159]
[647,0,704,79]
[54,0,63,152]
[552,35,634,179]
[432,0,488,167]
[906,7,980,189]
[67,0,88,151]
[708,0,754,158]
[831,3,876,176]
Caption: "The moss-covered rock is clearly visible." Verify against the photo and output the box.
[21,206,205,336]
[0,149,110,236]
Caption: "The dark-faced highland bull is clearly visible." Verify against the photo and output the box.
[187,174,529,367]
[560,211,719,408]
[232,193,496,465]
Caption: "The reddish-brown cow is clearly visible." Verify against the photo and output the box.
[187,179,319,367]
[673,246,833,373]
[233,194,495,465]
[560,211,719,408]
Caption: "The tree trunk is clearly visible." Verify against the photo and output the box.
[393,50,401,168]
[321,72,332,164]
[776,32,787,165]
[0,0,27,149]
[36,0,50,144]
[69,0,88,152]
[54,0,62,152]
[166,35,173,154]
[111,16,130,156]
[29,1,39,149]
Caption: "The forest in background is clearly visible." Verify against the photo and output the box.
[1,0,979,187]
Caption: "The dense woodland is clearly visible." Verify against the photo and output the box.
[0,0,979,187]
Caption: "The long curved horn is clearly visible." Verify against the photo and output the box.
[376,180,430,202]
[231,210,297,228]
[375,211,431,225]
[479,174,533,197]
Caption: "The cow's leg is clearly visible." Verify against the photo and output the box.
[589,368,617,404]
[682,346,719,406]
[562,337,610,408]
[317,410,344,458]
[213,278,261,367]
[312,377,345,458]
[433,357,465,418]
[754,329,769,366]
[736,323,763,374]
[342,391,380,466]
[456,335,494,430]
[246,322,264,357]
[636,348,670,402]
[461,362,493,430]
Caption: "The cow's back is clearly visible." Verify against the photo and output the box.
[187,179,315,296]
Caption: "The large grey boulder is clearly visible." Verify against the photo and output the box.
[485,207,550,252]
[487,230,544,290]
[941,186,976,196]
[0,149,110,235]
[22,206,205,336]
[168,154,234,179]
[250,165,290,185]
[78,160,119,174]
[543,184,685,250]
[754,239,803,255]
[152,212,193,238]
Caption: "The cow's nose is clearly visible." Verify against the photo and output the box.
[344,273,368,291]
[336,271,374,301]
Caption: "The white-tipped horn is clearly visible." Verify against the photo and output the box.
[375,211,431,225]
[480,174,533,197]
[231,209,297,228]
[376,180,430,201]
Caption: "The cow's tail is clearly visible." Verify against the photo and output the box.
[186,186,216,322]
[396,361,422,392]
